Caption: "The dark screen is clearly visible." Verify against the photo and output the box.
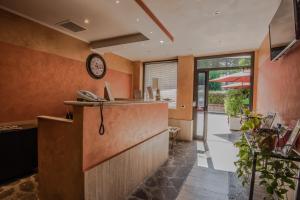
[269,0,296,60]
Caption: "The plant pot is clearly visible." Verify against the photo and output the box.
[229,116,241,131]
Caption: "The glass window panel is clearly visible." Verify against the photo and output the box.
[144,61,178,109]
[197,54,252,69]
[198,73,206,109]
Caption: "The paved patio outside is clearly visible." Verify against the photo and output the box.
[196,112,240,172]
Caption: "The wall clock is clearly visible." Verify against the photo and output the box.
[86,53,107,79]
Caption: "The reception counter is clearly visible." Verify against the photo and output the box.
[38,101,169,200]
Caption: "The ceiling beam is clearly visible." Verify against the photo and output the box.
[90,33,149,49]
[134,0,174,42]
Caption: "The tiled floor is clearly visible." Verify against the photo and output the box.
[176,144,249,200]
[0,139,265,200]
[0,175,38,200]
[129,113,267,200]
[128,139,252,200]
[0,112,266,200]
[127,142,198,200]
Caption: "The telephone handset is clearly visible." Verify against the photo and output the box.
[77,90,106,135]
[77,90,106,102]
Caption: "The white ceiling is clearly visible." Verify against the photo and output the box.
[0,0,281,61]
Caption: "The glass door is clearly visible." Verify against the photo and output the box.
[194,71,208,140]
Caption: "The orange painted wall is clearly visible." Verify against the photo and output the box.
[132,61,143,92]
[82,103,168,170]
[256,35,300,124]
[169,56,194,120]
[0,9,133,123]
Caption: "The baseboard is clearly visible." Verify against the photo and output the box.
[168,119,193,141]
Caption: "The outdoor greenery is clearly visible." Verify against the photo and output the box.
[235,109,298,199]
[208,91,225,104]
[208,69,242,91]
[208,71,222,91]
[224,89,249,117]
[198,55,252,69]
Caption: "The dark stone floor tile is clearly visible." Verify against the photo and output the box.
[161,187,177,200]
[127,141,197,200]
[156,177,172,188]
[162,166,177,177]
[153,169,165,178]
[132,188,149,200]
[152,188,165,200]
[145,177,156,187]
[19,181,35,192]
[174,166,191,178]
[0,188,14,199]
[169,177,184,189]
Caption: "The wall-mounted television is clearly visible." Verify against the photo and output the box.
[269,0,300,61]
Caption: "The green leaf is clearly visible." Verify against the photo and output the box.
[266,186,274,194]
[290,162,299,169]
[271,180,278,188]
[279,188,288,194]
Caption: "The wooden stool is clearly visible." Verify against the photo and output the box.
[168,126,180,149]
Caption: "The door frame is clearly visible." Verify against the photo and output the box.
[193,52,255,140]
[193,71,209,140]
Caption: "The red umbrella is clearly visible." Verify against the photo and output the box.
[209,71,250,83]
[222,82,250,89]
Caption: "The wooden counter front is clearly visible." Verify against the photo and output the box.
[38,101,168,200]
[82,102,168,170]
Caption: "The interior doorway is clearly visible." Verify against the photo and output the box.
[193,52,254,172]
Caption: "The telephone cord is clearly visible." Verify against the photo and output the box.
[99,101,105,135]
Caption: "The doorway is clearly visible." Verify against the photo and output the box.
[194,52,254,140]
[193,52,254,172]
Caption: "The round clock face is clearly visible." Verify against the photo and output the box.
[86,54,107,79]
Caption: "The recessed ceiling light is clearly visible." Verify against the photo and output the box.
[160,40,164,44]
[214,10,221,15]
[150,31,153,34]
[136,18,140,22]
[115,0,120,4]
[84,19,90,24]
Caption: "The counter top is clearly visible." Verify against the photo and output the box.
[64,100,166,107]
[0,120,37,133]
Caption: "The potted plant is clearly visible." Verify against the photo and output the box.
[235,109,298,199]
[224,89,245,130]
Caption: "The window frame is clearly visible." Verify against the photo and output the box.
[143,59,179,109]
[194,51,255,110]
[195,52,254,70]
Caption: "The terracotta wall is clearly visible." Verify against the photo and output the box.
[82,103,168,170]
[169,56,194,120]
[132,61,143,93]
[0,9,134,123]
[256,35,300,124]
